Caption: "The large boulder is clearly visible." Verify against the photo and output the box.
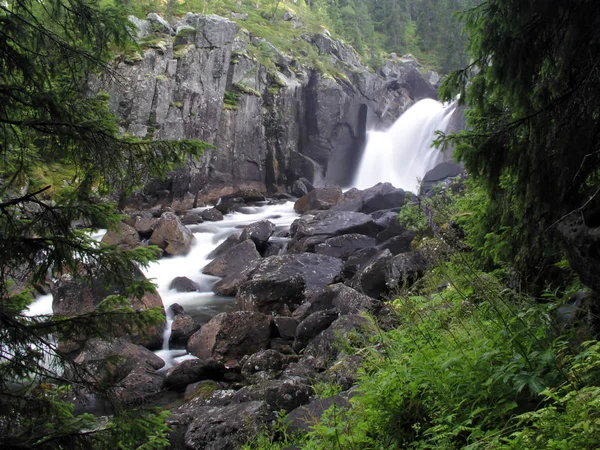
[187,311,273,362]
[148,212,193,256]
[101,222,141,249]
[202,239,261,278]
[169,276,200,292]
[52,269,165,351]
[170,314,202,347]
[333,183,406,214]
[314,234,376,260]
[294,186,342,213]
[112,366,165,406]
[235,274,305,315]
[238,220,276,252]
[164,358,225,390]
[183,401,273,450]
[293,309,339,353]
[207,233,241,259]
[328,283,383,316]
[384,252,429,291]
[349,249,394,299]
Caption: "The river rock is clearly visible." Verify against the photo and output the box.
[350,249,393,299]
[238,219,276,252]
[333,182,406,214]
[293,309,339,353]
[384,252,429,291]
[241,349,288,382]
[164,358,225,390]
[206,233,241,259]
[291,211,379,241]
[314,233,376,259]
[212,258,262,296]
[169,276,200,292]
[378,231,416,255]
[148,212,193,256]
[273,316,298,339]
[112,366,165,405]
[133,215,159,238]
[201,207,224,222]
[235,274,305,315]
[187,311,273,362]
[202,239,261,277]
[101,222,141,249]
[328,283,383,316]
[291,288,338,322]
[170,314,202,347]
[285,391,353,434]
[294,186,342,213]
[183,401,273,450]
[231,378,311,412]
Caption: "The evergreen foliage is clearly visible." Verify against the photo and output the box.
[0,0,207,447]
[438,0,600,276]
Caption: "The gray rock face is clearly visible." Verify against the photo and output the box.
[100,14,437,208]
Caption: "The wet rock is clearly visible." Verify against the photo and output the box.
[201,208,224,222]
[169,276,200,292]
[207,233,241,259]
[333,183,406,214]
[314,233,376,259]
[212,259,262,296]
[187,311,273,362]
[350,249,393,299]
[101,222,141,249]
[170,314,202,347]
[181,212,203,225]
[202,239,261,278]
[328,283,383,316]
[238,219,276,252]
[164,358,225,390]
[236,274,305,315]
[183,401,273,450]
[112,366,164,406]
[241,349,288,382]
[214,195,245,214]
[168,303,186,316]
[384,252,429,291]
[132,215,158,238]
[294,186,342,213]
[293,309,339,353]
[273,316,298,340]
[148,212,194,256]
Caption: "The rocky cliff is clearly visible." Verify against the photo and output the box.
[98,13,438,209]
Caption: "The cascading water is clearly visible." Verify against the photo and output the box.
[353,98,458,193]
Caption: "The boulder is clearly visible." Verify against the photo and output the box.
[291,288,337,323]
[201,208,224,222]
[214,195,245,214]
[333,183,406,214]
[291,211,379,242]
[132,215,158,238]
[148,212,194,256]
[235,274,305,315]
[314,234,376,260]
[293,309,339,353]
[328,283,383,316]
[202,239,261,278]
[164,358,225,390]
[384,252,429,291]
[285,392,353,434]
[184,401,273,450]
[112,366,164,406]
[187,311,273,362]
[207,233,241,259]
[52,269,165,351]
[169,276,200,292]
[273,316,298,340]
[231,378,311,412]
[184,380,225,402]
[101,222,141,249]
[350,249,393,299]
[241,349,288,382]
[181,212,203,225]
[378,231,415,255]
[294,186,342,213]
[343,247,379,278]
[170,314,202,347]
[238,219,276,252]
[212,259,262,296]
[420,162,465,195]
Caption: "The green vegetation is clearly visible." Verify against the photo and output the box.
[0,0,209,447]
[127,0,477,73]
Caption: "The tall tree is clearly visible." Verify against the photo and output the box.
[0,0,206,447]
[439,0,600,277]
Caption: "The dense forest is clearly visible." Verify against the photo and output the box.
[2,0,600,448]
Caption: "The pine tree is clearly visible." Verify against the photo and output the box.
[439,0,600,276]
[0,0,208,447]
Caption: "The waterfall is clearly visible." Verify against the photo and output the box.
[352,99,458,193]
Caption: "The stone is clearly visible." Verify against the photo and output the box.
[201,208,224,222]
[378,232,415,255]
[236,274,305,315]
[384,252,429,291]
[238,219,276,251]
[148,212,194,256]
[293,309,339,353]
[170,314,202,347]
[181,212,203,225]
[187,311,273,362]
[164,358,225,390]
[350,249,393,299]
[314,233,376,260]
[291,211,379,242]
[212,258,262,297]
[169,303,186,316]
[202,239,261,278]
[333,183,406,214]
[328,283,383,316]
[294,186,343,213]
[101,222,141,249]
[420,161,465,195]
[183,401,273,450]
[273,316,298,340]
[291,288,337,323]
[169,276,200,292]
[241,349,288,381]
[183,380,224,402]
[146,12,174,35]
[285,392,353,434]
[112,366,164,405]
[133,215,158,238]
[207,233,241,259]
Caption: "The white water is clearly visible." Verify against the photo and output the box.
[25,202,299,368]
[353,98,458,193]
